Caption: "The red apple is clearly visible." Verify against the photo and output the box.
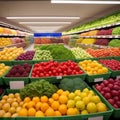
[104,93,111,99]
[108,99,115,105]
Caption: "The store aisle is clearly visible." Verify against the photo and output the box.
[24,43,34,51]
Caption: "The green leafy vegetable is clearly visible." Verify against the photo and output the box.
[20,80,58,100]
[108,39,120,47]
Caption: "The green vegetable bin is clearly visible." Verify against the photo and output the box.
[86,71,111,83]
[0,60,13,66]
[12,60,34,65]
[113,56,120,61]
[93,86,120,119]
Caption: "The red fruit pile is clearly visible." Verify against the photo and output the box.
[32,60,84,78]
[86,48,120,58]
[6,63,32,77]
[99,59,120,70]
[94,39,110,46]
[97,28,112,35]
[95,78,120,108]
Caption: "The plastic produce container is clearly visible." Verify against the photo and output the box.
[93,86,120,119]
[34,32,63,45]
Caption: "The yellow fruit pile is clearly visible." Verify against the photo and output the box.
[18,88,108,117]
[81,38,96,44]
[0,93,23,117]
[78,60,108,75]
[0,47,24,60]
[0,63,10,77]
[0,38,12,47]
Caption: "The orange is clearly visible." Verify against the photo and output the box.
[40,96,48,103]
[27,101,35,109]
[52,93,59,101]
[28,107,36,116]
[61,91,70,96]
[59,95,68,104]
[57,89,64,95]
[55,111,62,116]
[35,102,42,111]
[51,101,60,110]
[32,97,40,103]
[35,111,44,117]
[24,97,31,103]
[45,107,55,116]
[22,103,28,108]
[67,108,77,115]
[58,104,67,115]
[41,103,49,113]
[48,98,54,105]
[18,108,28,116]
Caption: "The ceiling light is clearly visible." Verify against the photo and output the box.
[6,16,80,20]
[19,22,71,25]
[51,0,120,4]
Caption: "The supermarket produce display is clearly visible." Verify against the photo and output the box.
[0,10,120,120]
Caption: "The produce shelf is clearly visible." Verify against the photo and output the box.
[63,22,120,36]
[0,34,26,37]
[93,86,120,119]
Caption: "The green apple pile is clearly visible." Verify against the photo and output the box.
[33,50,53,61]
[71,47,93,59]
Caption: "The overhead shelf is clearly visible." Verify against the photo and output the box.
[0,34,26,37]
[63,22,120,36]
[79,35,120,39]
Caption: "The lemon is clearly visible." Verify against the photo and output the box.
[87,102,97,113]
[74,96,81,102]
[68,93,75,99]
[97,102,107,112]
[67,100,75,108]
[74,90,81,96]
[80,92,87,99]
[90,95,101,103]
[76,101,85,110]
[81,110,88,114]
[82,97,90,105]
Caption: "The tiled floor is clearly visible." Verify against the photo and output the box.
[24,43,34,51]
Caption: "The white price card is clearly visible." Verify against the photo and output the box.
[10,81,24,89]
[117,76,120,79]
[88,116,103,120]
[56,76,62,79]
[94,78,103,82]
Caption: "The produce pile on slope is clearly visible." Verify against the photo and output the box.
[68,35,79,47]
[0,38,12,47]
[97,28,112,35]
[0,47,24,60]
[86,48,120,58]
[35,44,75,60]
[95,78,120,108]
[33,50,53,61]
[31,60,84,78]
[94,39,110,46]
[16,50,35,60]
[71,47,93,59]
[112,26,120,35]
[20,80,58,99]
[78,60,108,75]
[0,63,10,77]
[81,38,96,44]
[108,39,120,47]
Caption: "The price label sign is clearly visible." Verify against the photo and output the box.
[94,78,103,82]
[10,81,24,89]
[117,76,120,79]
[88,116,103,120]
[56,76,62,79]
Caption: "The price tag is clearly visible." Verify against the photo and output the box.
[10,81,24,89]
[56,76,62,79]
[117,76,120,79]
[94,78,103,82]
[88,116,103,120]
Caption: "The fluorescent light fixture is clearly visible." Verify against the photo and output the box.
[6,16,80,20]
[19,22,71,25]
[51,0,120,4]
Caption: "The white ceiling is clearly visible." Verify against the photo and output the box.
[0,0,119,33]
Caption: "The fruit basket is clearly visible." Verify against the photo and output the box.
[2,63,32,86]
[93,86,120,119]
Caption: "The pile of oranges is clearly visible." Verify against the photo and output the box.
[18,89,76,117]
